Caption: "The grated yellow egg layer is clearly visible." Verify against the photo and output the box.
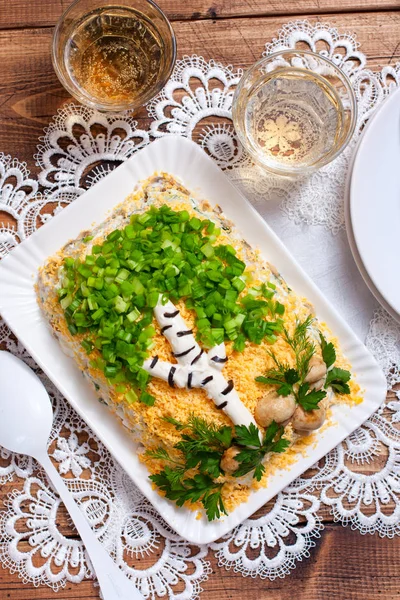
[37,173,363,517]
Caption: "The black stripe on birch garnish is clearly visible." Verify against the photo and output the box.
[187,372,193,389]
[201,375,213,385]
[221,380,234,395]
[150,355,159,369]
[161,325,172,334]
[190,349,204,365]
[164,310,179,318]
[168,366,176,387]
[216,401,228,410]
[211,356,228,364]
[177,330,193,337]
[173,345,195,358]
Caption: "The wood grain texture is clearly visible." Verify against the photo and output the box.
[1,522,399,599]
[0,11,400,171]
[1,0,400,29]
[1,1,400,598]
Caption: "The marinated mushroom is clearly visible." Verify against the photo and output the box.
[305,355,327,384]
[254,390,296,428]
[220,446,241,474]
[309,377,325,391]
[291,403,326,433]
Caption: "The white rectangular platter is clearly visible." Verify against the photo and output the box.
[0,136,387,544]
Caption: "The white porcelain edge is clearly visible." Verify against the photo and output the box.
[344,103,400,325]
[349,87,400,318]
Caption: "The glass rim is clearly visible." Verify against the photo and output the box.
[232,49,357,176]
[51,0,177,113]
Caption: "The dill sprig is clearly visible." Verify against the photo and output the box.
[145,447,184,468]
[283,315,316,377]
[256,319,352,409]
[256,316,326,411]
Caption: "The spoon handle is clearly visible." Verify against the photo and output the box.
[39,453,145,600]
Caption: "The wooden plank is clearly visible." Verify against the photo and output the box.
[1,0,399,29]
[0,11,399,172]
[202,523,400,599]
[1,4,400,598]
[0,566,98,599]
[0,523,399,599]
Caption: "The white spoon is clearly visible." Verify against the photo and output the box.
[0,351,144,600]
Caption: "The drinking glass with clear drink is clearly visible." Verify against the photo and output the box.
[52,0,176,112]
[232,50,357,177]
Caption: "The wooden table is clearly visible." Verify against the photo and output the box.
[1,1,400,598]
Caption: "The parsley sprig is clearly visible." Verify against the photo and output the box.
[148,416,232,520]
[319,332,336,369]
[232,421,290,481]
[325,366,351,393]
[147,416,289,519]
[150,468,226,521]
[319,333,351,394]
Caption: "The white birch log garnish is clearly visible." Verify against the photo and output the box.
[143,297,260,432]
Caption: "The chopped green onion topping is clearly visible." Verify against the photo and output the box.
[58,205,284,403]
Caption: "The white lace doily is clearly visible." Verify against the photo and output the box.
[1,19,400,597]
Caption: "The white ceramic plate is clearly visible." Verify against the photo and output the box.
[344,101,400,324]
[349,87,400,319]
[0,136,386,544]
